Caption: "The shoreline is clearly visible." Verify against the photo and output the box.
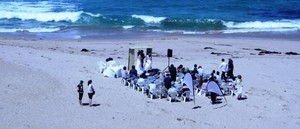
[1,30,300,42]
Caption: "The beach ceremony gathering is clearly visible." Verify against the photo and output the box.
[0,0,300,129]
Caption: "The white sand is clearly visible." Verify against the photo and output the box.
[0,36,300,129]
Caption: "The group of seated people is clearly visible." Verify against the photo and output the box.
[120,65,193,102]
[120,63,244,103]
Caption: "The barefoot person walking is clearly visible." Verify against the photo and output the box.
[77,80,84,105]
[87,80,95,107]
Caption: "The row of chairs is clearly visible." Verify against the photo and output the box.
[121,77,191,102]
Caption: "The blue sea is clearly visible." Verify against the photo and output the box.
[0,0,300,39]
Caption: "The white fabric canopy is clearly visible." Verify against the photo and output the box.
[103,68,115,78]
[100,60,124,78]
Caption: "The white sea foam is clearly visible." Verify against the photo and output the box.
[132,15,166,23]
[85,12,102,17]
[0,27,60,33]
[0,1,83,22]
[223,20,300,33]
[224,20,300,29]
[0,11,83,22]
[122,25,134,29]
[223,28,299,34]
[147,29,205,34]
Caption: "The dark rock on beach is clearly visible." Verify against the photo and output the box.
[211,52,230,56]
[254,48,265,51]
[81,48,90,52]
[106,57,113,62]
[204,47,215,50]
[258,51,281,55]
[254,48,281,55]
[285,52,300,55]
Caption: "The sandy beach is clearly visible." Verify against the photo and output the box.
[0,35,300,129]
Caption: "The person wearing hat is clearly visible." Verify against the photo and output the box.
[197,65,204,77]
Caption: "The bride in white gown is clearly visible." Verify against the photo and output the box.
[136,50,144,74]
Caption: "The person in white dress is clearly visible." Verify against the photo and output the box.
[235,75,243,100]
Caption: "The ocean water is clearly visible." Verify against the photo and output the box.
[0,0,300,39]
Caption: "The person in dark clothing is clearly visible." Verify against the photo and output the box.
[177,64,183,73]
[139,71,147,79]
[211,70,216,77]
[163,74,172,90]
[227,58,234,79]
[208,75,218,104]
[169,64,177,82]
[139,50,145,68]
[77,80,84,105]
[129,65,138,78]
[211,92,217,104]
[193,64,198,74]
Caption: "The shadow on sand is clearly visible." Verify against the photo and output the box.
[82,103,101,107]
[238,97,248,100]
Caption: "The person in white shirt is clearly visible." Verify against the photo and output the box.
[215,71,222,86]
[121,66,129,79]
[197,66,204,77]
[87,80,95,107]
[219,58,228,82]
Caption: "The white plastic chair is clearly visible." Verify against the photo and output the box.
[149,83,157,99]
[168,88,177,103]
[182,90,190,102]
[198,82,208,97]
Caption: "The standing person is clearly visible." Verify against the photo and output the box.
[77,80,84,105]
[169,64,177,82]
[235,75,243,100]
[219,58,228,82]
[144,52,152,71]
[146,51,152,63]
[227,58,234,79]
[139,50,145,68]
[87,80,95,107]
